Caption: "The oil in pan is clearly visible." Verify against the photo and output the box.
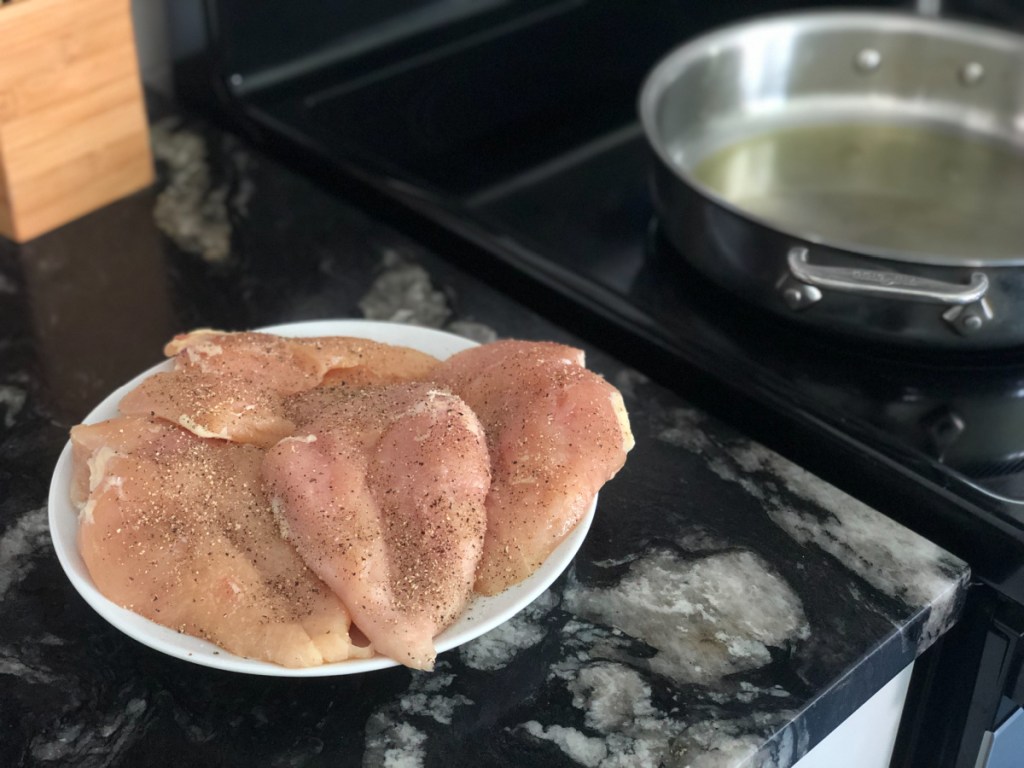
[690,121,1024,262]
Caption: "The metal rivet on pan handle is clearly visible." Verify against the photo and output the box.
[780,282,823,310]
[959,61,985,87]
[854,48,882,73]
[943,298,994,335]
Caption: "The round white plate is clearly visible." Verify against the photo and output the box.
[48,320,595,676]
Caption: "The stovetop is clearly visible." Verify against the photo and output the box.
[178,0,1024,598]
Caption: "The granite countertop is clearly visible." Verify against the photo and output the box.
[0,114,969,768]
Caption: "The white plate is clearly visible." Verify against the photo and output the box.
[48,320,595,676]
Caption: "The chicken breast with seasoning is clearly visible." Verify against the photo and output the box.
[167,330,440,389]
[433,340,634,595]
[119,330,440,445]
[72,415,369,668]
[263,382,491,670]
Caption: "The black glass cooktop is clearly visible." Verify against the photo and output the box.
[189,0,1024,597]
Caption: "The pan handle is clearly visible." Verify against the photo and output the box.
[784,247,993,335]
[786,247,988,305]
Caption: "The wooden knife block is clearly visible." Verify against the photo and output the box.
[0,0,154,243]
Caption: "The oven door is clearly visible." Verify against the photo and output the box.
[894,587,1024,768]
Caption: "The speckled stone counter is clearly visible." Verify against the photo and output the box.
[0,115,968,768]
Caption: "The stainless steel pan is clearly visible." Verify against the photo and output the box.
[639,10,1024,348]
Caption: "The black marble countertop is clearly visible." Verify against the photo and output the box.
[0,114,969,768]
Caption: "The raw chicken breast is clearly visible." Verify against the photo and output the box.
[434,340,634,595]
[264,383,490,670]
[165,330,331,396]
[303,335,440,384]
[72,416,369,668]
[118,367,295,447]
[120,330,440,444]
[167,330,440,390]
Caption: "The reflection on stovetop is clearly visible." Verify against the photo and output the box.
[472,130,1024,503]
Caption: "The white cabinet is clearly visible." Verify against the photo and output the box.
[795,664,914,768]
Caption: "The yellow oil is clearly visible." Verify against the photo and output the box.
[690,122,1024,262]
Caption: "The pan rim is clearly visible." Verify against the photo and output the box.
[638,8,1024,269]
